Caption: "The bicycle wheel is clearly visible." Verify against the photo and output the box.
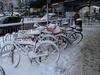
[55,34,70,50]
[40,34,58,45]
[0,42,21,68]
[69,32,83,44]
[34,40,60,65]
[0,65,5,75]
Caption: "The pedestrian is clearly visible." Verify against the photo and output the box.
[74,11,80,25]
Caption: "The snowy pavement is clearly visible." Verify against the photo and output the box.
[0,24,100,75]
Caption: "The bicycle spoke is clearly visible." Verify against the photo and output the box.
[34,41,60,65]
[0,43,20,67]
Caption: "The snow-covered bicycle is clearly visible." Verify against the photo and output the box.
[65,26,83,44]
[0,33,60,68]
[33,22,70,50]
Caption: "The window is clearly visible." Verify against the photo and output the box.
[2,17,21,24]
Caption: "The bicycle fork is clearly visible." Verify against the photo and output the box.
[28,51,48,64]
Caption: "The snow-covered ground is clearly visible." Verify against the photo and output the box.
[0,24,100,75]
[0,32,82,75]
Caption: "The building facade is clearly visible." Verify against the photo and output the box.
[1,0,21,12]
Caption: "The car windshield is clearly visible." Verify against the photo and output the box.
[0,17,6,24]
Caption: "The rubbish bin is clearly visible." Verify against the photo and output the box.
[76,18,82,32]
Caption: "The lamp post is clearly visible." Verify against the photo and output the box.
[47,0,51,25]
[0,0,5,16]
[9,3,13,16]
[24,0,30,17]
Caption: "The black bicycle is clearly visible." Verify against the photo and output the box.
[68,26,83,44]
[62,26,83,44]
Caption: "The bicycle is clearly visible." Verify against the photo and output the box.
[18,21,69,50]
[61,26,83,44]
[0,33,60,68]
[20,22,69,51]
[68,26,83,44]
[36,22,70,50]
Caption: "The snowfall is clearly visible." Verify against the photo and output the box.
[0,22,100,75]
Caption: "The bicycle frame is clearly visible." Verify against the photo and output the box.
[13,35,39,53]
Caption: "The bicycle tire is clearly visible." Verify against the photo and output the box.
[34,40,60,65]
[68,32,83,44]
[55,34,70,50]
[0,65,5,75]
[40,34,58,45]
[0,42,21,68]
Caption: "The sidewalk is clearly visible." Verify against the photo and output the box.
[62,24,100,75]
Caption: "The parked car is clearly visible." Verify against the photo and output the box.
[0,16,22,35]
[4,12,21,16]
[41,13,59,21]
